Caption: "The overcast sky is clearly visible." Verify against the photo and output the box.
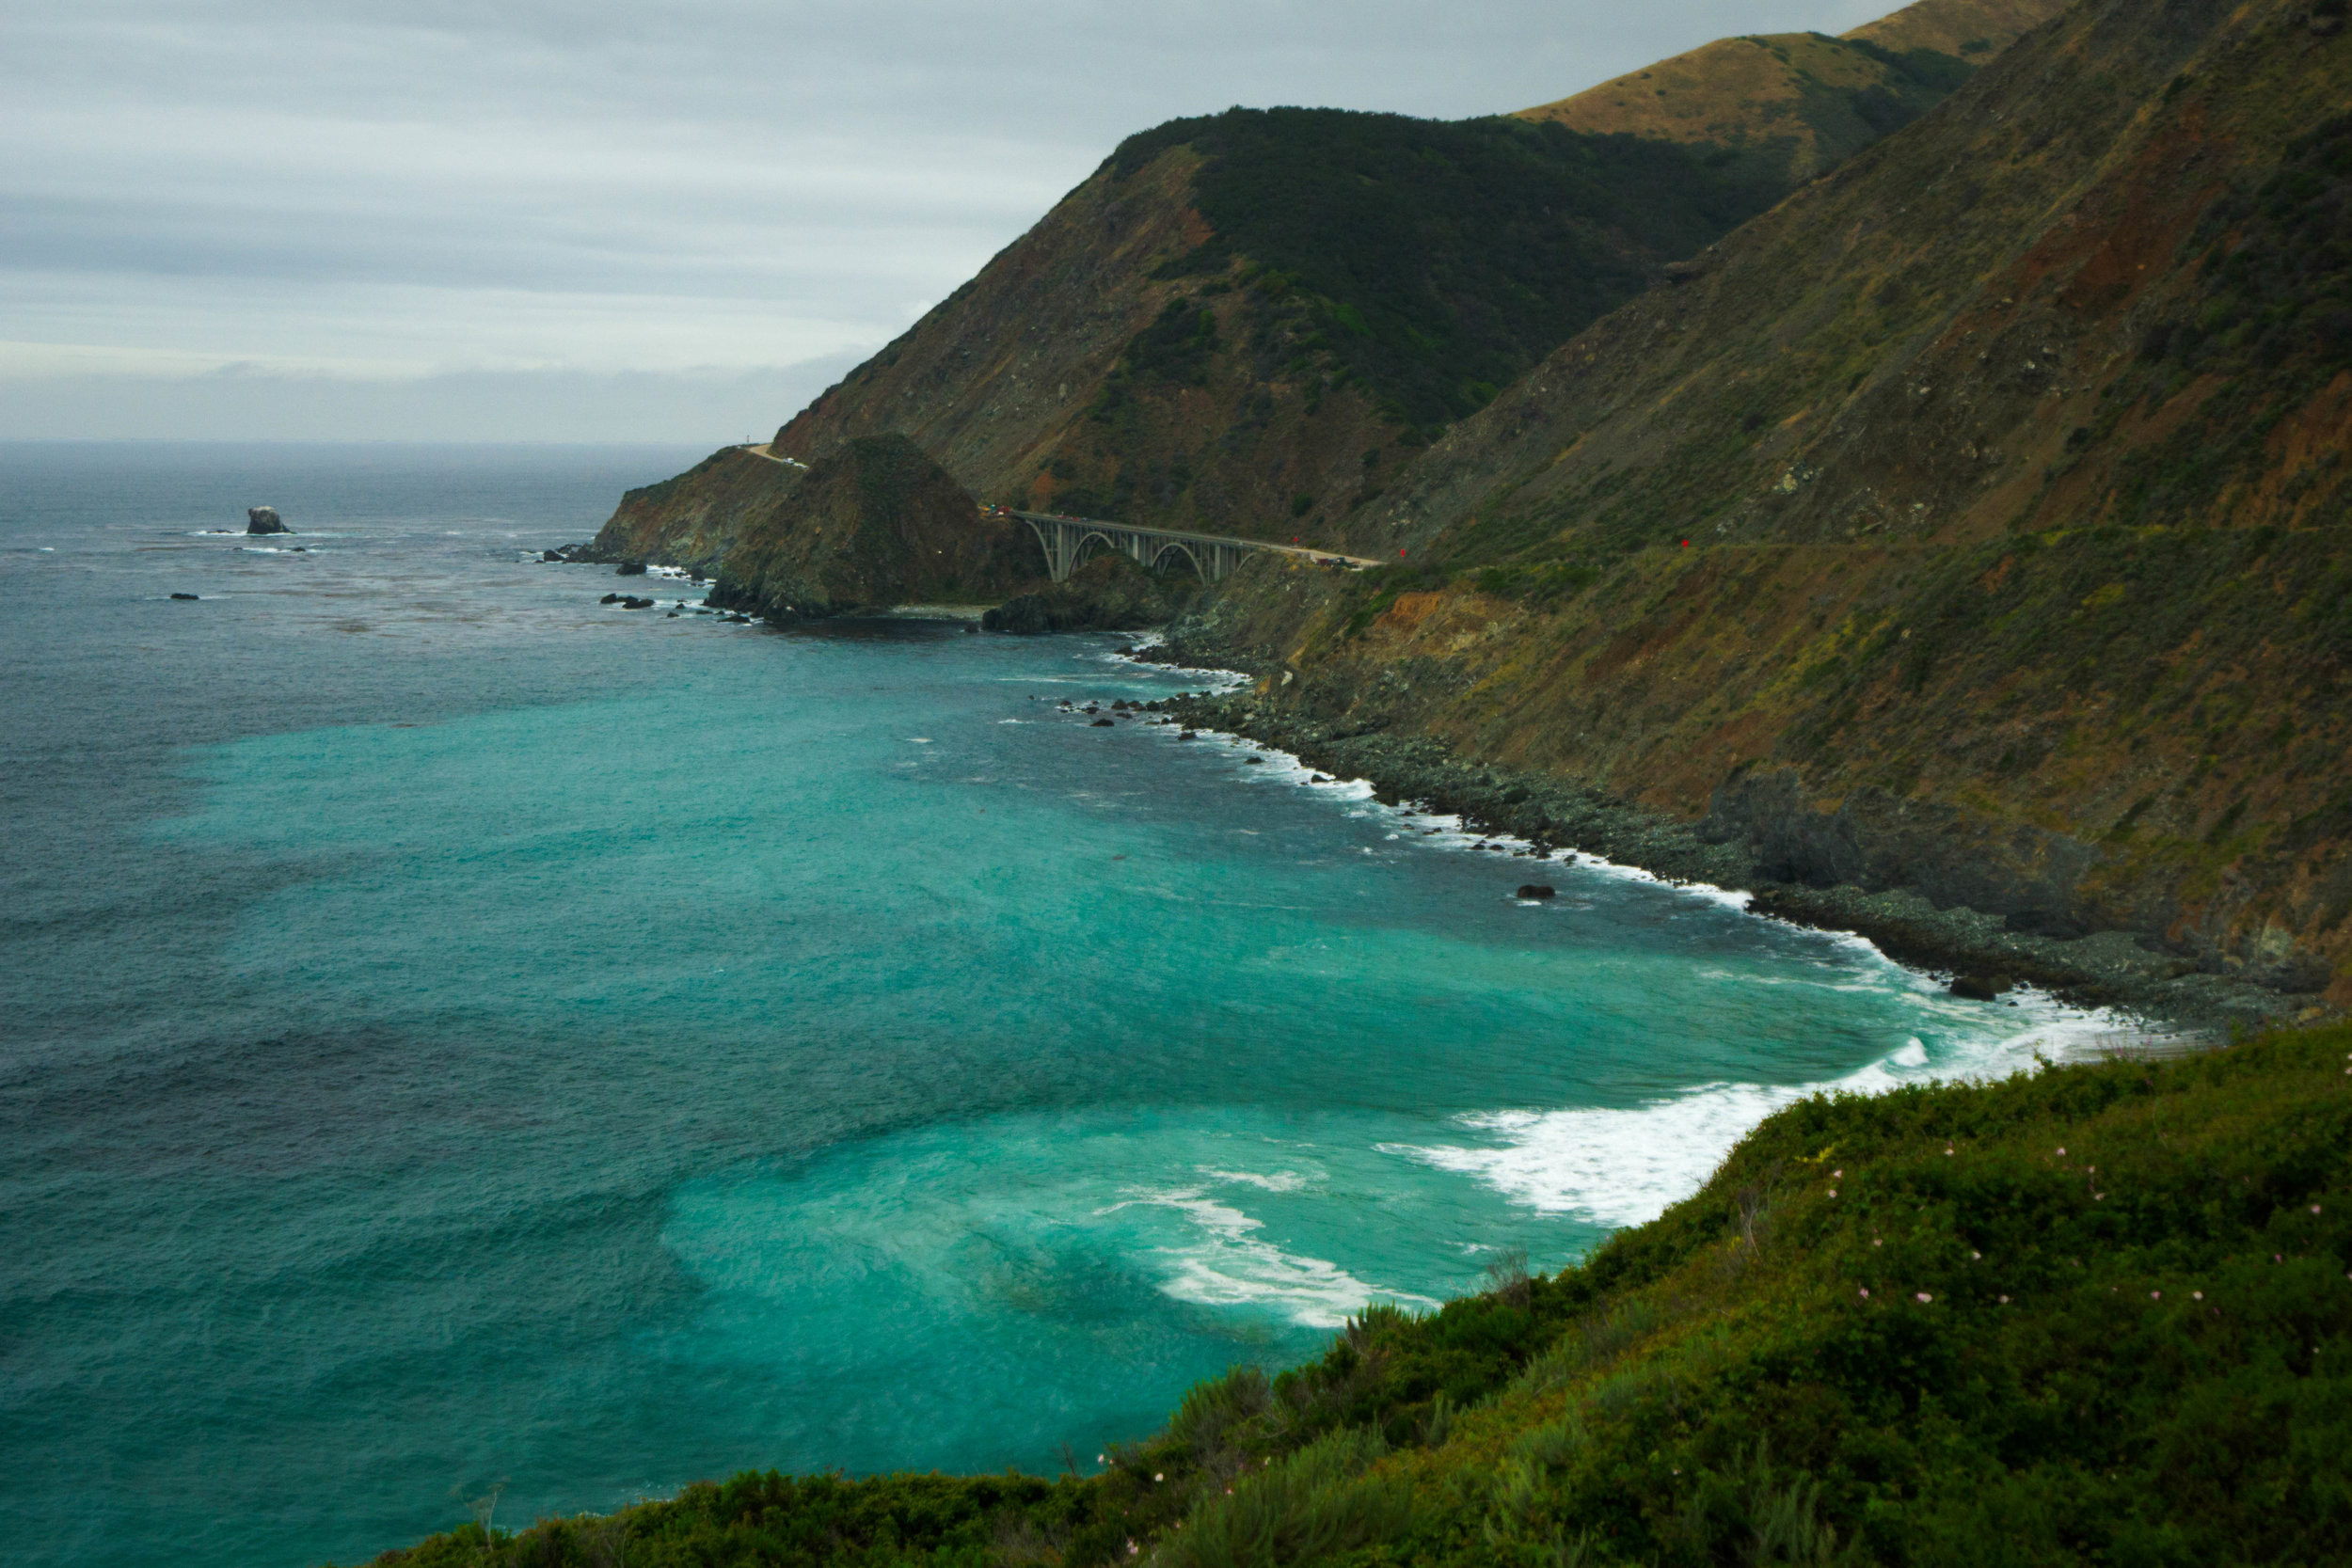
[1,0,1895,441]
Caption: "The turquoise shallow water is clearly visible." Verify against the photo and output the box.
[0,445,2096,1567]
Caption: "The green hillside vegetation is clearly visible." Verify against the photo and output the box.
[1104,109,1789,431]
[353,1021,2352,1567]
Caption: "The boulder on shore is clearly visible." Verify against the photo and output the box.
[615,561,649,576]
[246,507,287,535]
[1950,974,2012,1001]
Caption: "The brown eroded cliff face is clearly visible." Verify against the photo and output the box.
[1168,0,2352,1001]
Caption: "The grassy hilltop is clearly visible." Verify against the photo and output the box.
[356,1021,2352,1567]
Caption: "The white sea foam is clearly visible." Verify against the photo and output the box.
[1200,1167,1312,1193]
[1100,1187,1431,1327]
[1386,996,2133,1227]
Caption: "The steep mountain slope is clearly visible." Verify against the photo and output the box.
[1514,0,2064,185]
[1166,0,2352,1001]
[771,117,1779,547]
[742,0,2042,556]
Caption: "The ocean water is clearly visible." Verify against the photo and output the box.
[0,443,2101,1568]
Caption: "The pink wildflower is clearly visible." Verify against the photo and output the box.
[2151,1291,2161,1300]
[2192,1291,2203,1301]
[1153,1473,1164,1483]
[1916,1292,1932,1304]
[1833,1169,1843,1179]
[1998,1294,2010,1305]
[1828,1188,1838,1197]
[1860,1288,1870,1297]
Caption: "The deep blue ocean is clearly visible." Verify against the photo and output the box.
[0,443,2097,1567]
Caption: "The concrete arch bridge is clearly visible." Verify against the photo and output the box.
[1005,510,1375,583]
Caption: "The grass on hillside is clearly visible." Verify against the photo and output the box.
[355,1021,2352,1567]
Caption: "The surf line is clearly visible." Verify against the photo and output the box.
[1097,642,2129,1061]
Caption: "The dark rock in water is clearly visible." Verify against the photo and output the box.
[624,595,656,610]
[615,561,649,577]
[1112,700,1131,710]
[1518,884,1557,900]
[542,549,564,562]
[1146,700,1164,712]
[291,546,308,552]
[1312,774,1332,784]
[601,593,622,604]
[963,624,978,634]
[1950,974,2011,1001]
[169,592,199,600]
[1244,755,1263,765]
[1090,717,1115,727]
[246,506,288,534]
[1178,731,1196,739]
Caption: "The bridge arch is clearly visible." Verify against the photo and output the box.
[1067,529,1123,574]
[1148,540,1205,579]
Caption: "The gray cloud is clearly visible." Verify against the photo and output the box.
[2,0,1891,440]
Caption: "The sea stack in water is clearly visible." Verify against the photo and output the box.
[246,506,288,535]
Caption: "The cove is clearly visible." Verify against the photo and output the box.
[0,449,2096,1568]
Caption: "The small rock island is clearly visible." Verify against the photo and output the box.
[246,506,288,535]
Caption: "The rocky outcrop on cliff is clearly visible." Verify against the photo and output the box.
[707,435,1045,622]
[588,446,806,572]
[1165,0,2352,1004]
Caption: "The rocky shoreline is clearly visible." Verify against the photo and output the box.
[1146,681,2311,1035]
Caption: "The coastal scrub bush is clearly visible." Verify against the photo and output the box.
[1160,1428,1408,1568]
